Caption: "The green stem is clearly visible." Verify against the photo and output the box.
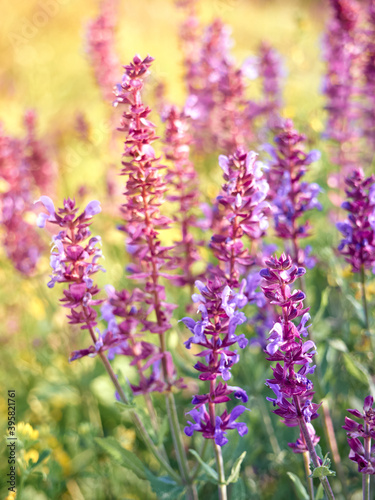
[294,396,335,500]
[291,242,346,496]
[213,442,227,500]
[83,309,180,483]
[303,451,314,500]
[360,264,370,332]
[191,439,209,481]
[363,422,371,500]
[258,396,281,456]
[165,392,198,500]
[99,352,181,483]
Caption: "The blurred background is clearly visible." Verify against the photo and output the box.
[1,1,365,499]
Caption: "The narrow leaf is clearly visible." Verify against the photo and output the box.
[226,451,247,484]
[95,436,147,479]
[189,449,218,482]
[286,472,309,500]
[145,471,183,499]
[328,338,348,353]
[115,401,136,411]
[316,483,324,500]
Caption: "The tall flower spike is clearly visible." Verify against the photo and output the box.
[162,103,202,293]
[210,149,270,288]
[114,54,179,389]
[246,42,284,129]
[265,119,322,267]
[260,254,321,449]
[182,18,236,153]
[182,278,249,446]
[86,0,120,101]
[0,115,53,275]
[362,0,375,153]
[322,0,362,190]
[336,168,375,273]
[260,254,335,497]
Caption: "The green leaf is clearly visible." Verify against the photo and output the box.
[145,471,184,499]
[328,338,348,353]
[189,449,218,482]
[29,449,51,470]
[316,483,324,500]
[115,401,136,412]
[230,478,247,500]
[226,451,246,484]
[315,445,324,462]
[314,287,330,324]
[286,472,309,500]
[343,353,370,387]
[94,437,147,479]
[346,295,365,325]
[310,466,336,479]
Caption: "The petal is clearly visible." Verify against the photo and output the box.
[35,195,55,214]
[84,200,101,217]
[36,212,50,228]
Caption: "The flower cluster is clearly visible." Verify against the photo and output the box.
[322,0,361,165]
[36,197,106,354]
[265,119,322,266]
[99,286,183,395]
[114,54,180,390]
[362,1,375,152]
[343,395,375,473]
[210,149,270,288]
[86,0,120,101]
[260,253,321,453]
[336,168,375,273]
[162,103,201,292]
[182,278,249,446]
[247,42,284,128]
[0,113,54,275]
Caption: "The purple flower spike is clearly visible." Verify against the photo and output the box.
[86,0,120,102]
[337,168,375,273]
[261,253,322,453]
[210,148,270,288]
[162,103,202,293]
[182,278,249,446]
[113,54,187,393]
[344,395,375,474]
[265,119,321,267]
[36,198,111,360]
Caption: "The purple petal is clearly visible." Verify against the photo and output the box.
[84,200,101,217]
[35,196,55,215]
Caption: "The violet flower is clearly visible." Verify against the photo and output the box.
[343,395,375,474]
[336,168,375,273]
[265,119,322,267]
[260,253,322,454]
[86,0,120,101]
[182,278,249,446]
[210,149,270,288]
